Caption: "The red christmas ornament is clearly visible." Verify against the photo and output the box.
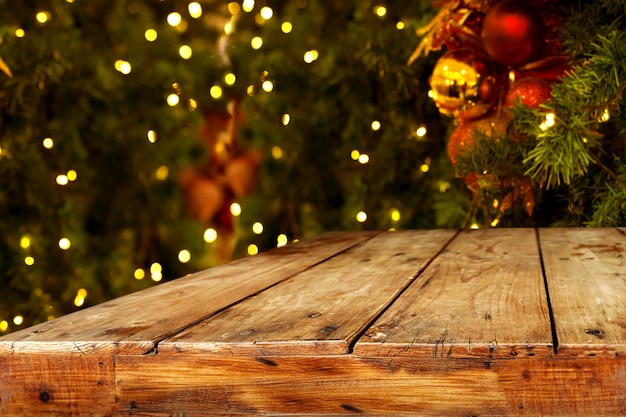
[505,76,553,109]
[480,0,546,67]
[447,112,510,165]
[181,172,226,223]
[224,150,262,197]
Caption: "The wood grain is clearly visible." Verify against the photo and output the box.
[112,354,626,416]
[355,228,553,358]
[158,230,457,355]
[0,231,378,356]
[539,227,626,357]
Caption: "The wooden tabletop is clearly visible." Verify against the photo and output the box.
[1,228,626,416]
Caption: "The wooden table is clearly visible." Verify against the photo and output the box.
[1,228,626,416]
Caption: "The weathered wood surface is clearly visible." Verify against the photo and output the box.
[1,228,626,417]
[0,231,378,356]
[355,228,553,358]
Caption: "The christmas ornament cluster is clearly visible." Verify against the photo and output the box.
[412,0,569,216]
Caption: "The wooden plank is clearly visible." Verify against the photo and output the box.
[355,228,553,358]
[112,354,626,416]
[0,231,377,356]
[158,230,457,356]
[539,227,626,357]
[0,354,116,416]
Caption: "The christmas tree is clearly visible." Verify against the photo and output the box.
[1,0,625,334]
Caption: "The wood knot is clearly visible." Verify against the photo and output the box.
[585,328,605,339]
[39,390,51,403]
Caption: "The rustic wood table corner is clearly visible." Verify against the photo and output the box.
[2,227,626,416]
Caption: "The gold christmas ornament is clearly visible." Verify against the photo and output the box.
[429,48,499,120]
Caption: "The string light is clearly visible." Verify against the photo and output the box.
[277,234,288,247]
[356,211,367,223]
[167,93,180,106]
[374,6,387,17]
[540,112,555,131]
[224,73,236,85]
[224,19,234,35]
[281,114,290,125]
[242,0,255,12]
[0,320,8,332]
[155,166,169,180]
[391,209,401,222]
[271,146,283,159]
[20,236,31,249]
[470,223,480,229]
[396,21,406,30]
[67,170,77,181]
[134,268,145,280]
[228,2,241,14]
[15,28,25,37]
[36,11,51,24]
[145,29,157,41]
[178,249,191,263]
[43,137,54,148]
[371,120,381,131]
[247,244,259,255]
[281,22,293,33]
[59,238,71,250]
[147,130,157,143]
[600,108,610,122]
[358,154,370,164]
[204,228,218,242]
[13,315,23,326]
[56,174,69,185]
[251,36,263,49]
[210,85,223,99]
[167,12,182,26]
[420,163,430,173]
[230,202,242,216]
[150,263,162,282]
[252,222,264,234]
[303,50,318,63]
[114,60,132,74]
[262,80,273,92]
[73,288,87,307]
[260,6,273,20]
[179,45,192,59]
[351,150,360,160]
[416,126,427,137]
[188,2,202,18]
[25,256,35,266]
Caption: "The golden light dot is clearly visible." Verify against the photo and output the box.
[281,114,291,125]
[178,249,191,263]
[277,234,288,247]
[167,12,182,26]
[145,29,157,41]
[204,228,218,243]
[114,60,132,74]
[134,268,145,280]
[251,36,263,49]
[167,93,180,106]
[43,137,54,148]
[78,288,87,297]
[600,108,610,122]
[356,211,367,223]
[179,45,192,59]
[303,50,318,63]
[147,130,157,143]
[151,271,163,282]
[47,315,55,321]
[20,236,31,249]
[242,0,255,12]
[374,6,387,17]
[281,22,293,33]
[351,150,360,160]
[396,21,406,30]
[262,80,274,92]
[391,209,401,222]
[210,85,223,99]
[470,223,480,229]
[228,2,241,14]
[15,28,25,37]
[358,154,370,164]
[25,256,35,266]
[224,20,234,35]
[0,320,8,332]
[438,181,451,193]
[67,170,77,181]
[416,126,427,137]
[492,199,499,209]
[252,222,264,234]
[247,85,255,96]
[188,98,197,110]
[371,120,381,131]
[188,2,202,18]
[260,6,273,19]
[150,263,162,273]
[36,11,51,23]
[490,218,500,227]
[59,238,71,250]
[230,202,242,216]
[247,244,259,256]
[56,175,69,185]
[74,294,85,307]
[155,165,169,180]
[420,163,429,173]
[224,73,236,85]
[13,315,23,326]
[271,146,283,159]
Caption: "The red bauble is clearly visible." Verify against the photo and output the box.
[447,112,510,165]
[480,0,546,67]
[184,175,225,222]
[505,77,553,109]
